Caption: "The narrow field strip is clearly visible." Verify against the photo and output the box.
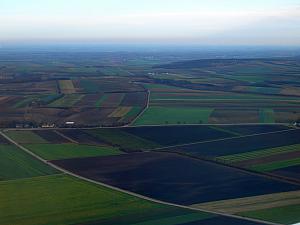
[217,144,300,163]
[24,143,122,160]
[59,80,76,94]
[191,190,300,214]
[151,128,299,152]
[250,157,300,172]
[238,204,300,225]
[109,106,132,118]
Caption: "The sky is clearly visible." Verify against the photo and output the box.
[1,0,300,46]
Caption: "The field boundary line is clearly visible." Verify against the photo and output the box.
[150,128,300,151]
[128,89,150,126]
[54,130,79,144]
[0,131,280,225]
[155,149,300,186]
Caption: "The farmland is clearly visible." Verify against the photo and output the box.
[52,152,299,205]
[1,49,300,225]
[0,135,267,225]
[1,174,213,225]
[0,144,58,180]
[134,107,213,125]
[163,128,300,158]
[1,52,300,127]
[24,143,122,160]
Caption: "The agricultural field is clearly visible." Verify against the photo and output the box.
[48,94,84,107]
[1,174,213,225]
[24,143,122,160]
[0,144,58,180]
[1,50,300,225]
[52,152,299,205]
[124,125,235,146]
[5,130,49,144]
[58,80,76,94]
[134,107,213,125]
[0,174,265,225]
[1,54,300,127]
[163,128,300,158]
[0,128,268,225]
[86,128,161,151]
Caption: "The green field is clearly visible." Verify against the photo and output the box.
[5,131,48,144]
[87,129,160,151]
[217,144,300,163]
[238,204,300,225]
[122,106,142,120]
[0,145,58,181]
[134,107,213,125]
[49,94,84,107]
[14,96,36,108]
[259,108,275,123]
[24,143,122,160]
[250,157,300,172]
[0,175,212,225]
[80,79,101,93]
[95,94,108,107]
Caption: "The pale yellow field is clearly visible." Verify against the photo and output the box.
[109,107,132,118]
[191,190,300,214]
[281,87,300,96]
[0,96,9,103]
[59,80,76,94]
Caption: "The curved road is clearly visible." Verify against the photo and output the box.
[0,131,282,225]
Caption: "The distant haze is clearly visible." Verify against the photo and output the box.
[1,0,300,46]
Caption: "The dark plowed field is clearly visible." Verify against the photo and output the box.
[219,125,291,135]
[33,130,70,143]
[272,165,300,181]
[52,152,299,205]
[168,129,300,158]
[121,92,147,107]
[59,130,107,145]
[123,126,234,146]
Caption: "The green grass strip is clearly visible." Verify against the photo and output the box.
[24,143,122,160]
[6,131,48,144]
[134,107,213,125]
[123,106,142,119]
[87,129,160,151]
[49,94,84,107]
[259,108,275,123]
[95,94,108,107]
[250,157,300,172]
[217,144,300,163]
[238,204,300,225]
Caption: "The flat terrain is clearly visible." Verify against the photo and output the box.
[0,144,58,181]
[1,50,300,224]
[0,175,207,225]
[52,152,299,205]
[164,129,300,158]
[134,107,213,125]
[24,143,122,160]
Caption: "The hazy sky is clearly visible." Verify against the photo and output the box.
[1,0,300,45]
